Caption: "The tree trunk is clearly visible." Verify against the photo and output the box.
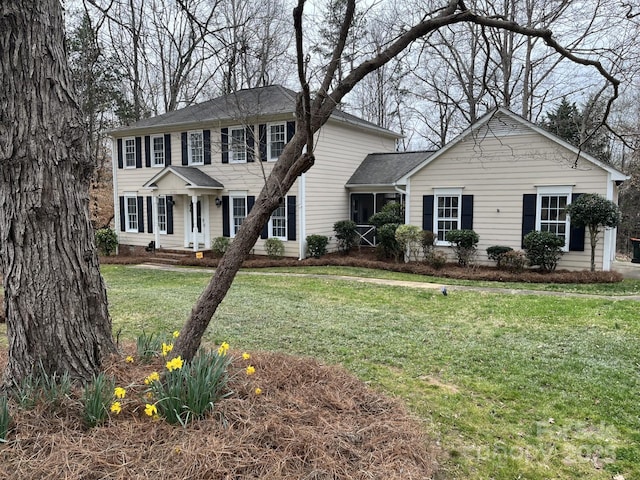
[0,1,116,385]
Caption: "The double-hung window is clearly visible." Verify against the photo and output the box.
[188,131,204,165]
[157,196,167,234]
[268,123,286,161]
[124,137,136,168]
[152,136,165,167]
[269,203,287,239]
[230,127,246,163]
[231,195,247,237]
[125,195,138,232]
[536,186,572,251]
[434,188,462,244]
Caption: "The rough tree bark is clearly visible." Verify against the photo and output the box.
[0,1,116,385]
[173,0,620,361]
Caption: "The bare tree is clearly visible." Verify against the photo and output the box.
[0,0,116,384]
[173,0,621,361]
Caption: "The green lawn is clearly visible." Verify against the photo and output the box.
[103,265,639,478]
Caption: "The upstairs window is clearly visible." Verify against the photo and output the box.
[230,127,246,163]
[152,136,165,167]
[268,123,286,160]
[124,138,136,168]
[188,131,204,165]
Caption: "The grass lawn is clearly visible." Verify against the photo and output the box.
[102,265,640,479]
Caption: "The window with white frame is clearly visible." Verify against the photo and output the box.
[125,195,138,232]
[231,196,247,237]
[434,188,462,243]
[268,123,286,161]
[230,127,246,163]
[124,137,136,168]
[157,196,167,234]
[269,203,287,239]
[188,131,204,165]
[536,186,572,251]
[152,136,165,167]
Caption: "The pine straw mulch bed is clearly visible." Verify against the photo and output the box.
[0,347,439,480]
[101,249,624,284]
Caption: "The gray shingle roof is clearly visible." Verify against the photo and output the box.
[111,85,399,137]
[144,166,224,189]
[346,151,435,186]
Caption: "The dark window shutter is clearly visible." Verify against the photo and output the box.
[286,121,295,142]
[144,136,151,167]
[246,126,255,163]
[222,196,230,237]
[135,137,142,168]
[203,129,211,165]
[166,196,174,234]
[461,195,474,230]
[119,196,125,231]
[569,193,585,251]
[221,128,229,164]
[522,194,537,248]
[117,139,123,169]
[261,222,269,239]
[147,197,154,233]
[247,195,255,212]
[287,195,296,241]
[181,132,188,165]
[164,134,172,166]
[259,124,267,162]
[422,195,434,231]
[137,196,144,232]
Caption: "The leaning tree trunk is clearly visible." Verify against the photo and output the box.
[0,1,116,385]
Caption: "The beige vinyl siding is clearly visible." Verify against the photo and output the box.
[409,129,610,271]
[305,120,397,252]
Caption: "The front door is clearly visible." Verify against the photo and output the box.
[189,200,205,247]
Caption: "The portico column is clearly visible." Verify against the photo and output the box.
[191,194,198,251]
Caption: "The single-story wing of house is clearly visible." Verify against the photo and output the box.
[110,87,628,271]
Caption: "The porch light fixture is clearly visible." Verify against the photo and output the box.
[215,197,222,207]
[166,198,175,207]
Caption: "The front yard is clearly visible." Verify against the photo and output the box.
[102,265,640,479]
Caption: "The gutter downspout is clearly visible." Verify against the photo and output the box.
[603,173,615,271]
[298,172,307,260]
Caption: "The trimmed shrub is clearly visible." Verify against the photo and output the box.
[486,245,514,268]
[368,202,404,228]
[211,237,230,257]
[95,228,118,256]
[395,224,423,262]
[264,238,285,259]
[333,220,359,254]
[500,250,527,273]
[376,223,402,261]
[523,230,565,272]
[421,230,436,258]
[445,229,479,267]
[306,235,329,258]
[424,250,447,269]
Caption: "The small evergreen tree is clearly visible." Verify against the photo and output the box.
[566,194,621,271]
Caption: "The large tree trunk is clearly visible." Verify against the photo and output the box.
[0,1,116,385]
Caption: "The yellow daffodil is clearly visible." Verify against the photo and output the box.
[110,402,122,414]
[172,330,180,338]
[161,342,174,357]
[254,387,262,395]
[114,387,126,399]
[125,355,134,363]
[242,352,251,360]
[144,403,158,417]
[166,356,184,372]
[144,371,160,385]
[246,365,255,376]
[217,341,230,356]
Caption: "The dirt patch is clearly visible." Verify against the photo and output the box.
[419,376,460,395]
[0,348,439,479]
